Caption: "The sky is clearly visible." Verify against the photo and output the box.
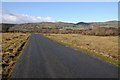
[1,2,118,23]
[1,0,119,2]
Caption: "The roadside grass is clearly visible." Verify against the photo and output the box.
[9,35,30,78]
[1,33,30,78]
[43,34,119,67]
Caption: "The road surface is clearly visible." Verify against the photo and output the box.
[11,34,118,78]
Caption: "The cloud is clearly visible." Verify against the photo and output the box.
[1,10,55,24]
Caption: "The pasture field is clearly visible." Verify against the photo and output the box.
[44,34,119,66]
[1,33,29,78]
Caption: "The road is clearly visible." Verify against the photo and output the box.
[11,34,118,78]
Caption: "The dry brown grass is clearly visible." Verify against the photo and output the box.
[2,33,28,52]
[1,33,30,77]
[44,34,118,66]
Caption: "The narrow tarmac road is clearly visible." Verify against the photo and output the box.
[11,34,118,78]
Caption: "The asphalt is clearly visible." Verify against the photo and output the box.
[11,33,118,78]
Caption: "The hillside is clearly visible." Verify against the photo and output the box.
[91,21,118,28]
[0,23,15,32]
[1,20,118,36]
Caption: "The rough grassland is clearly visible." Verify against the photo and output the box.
[44,34,119,66]
[1,33,30,78]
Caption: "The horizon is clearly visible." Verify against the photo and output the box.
[1,2,118,24]
[1,20,118,24]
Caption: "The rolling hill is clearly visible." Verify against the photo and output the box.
[0,20,118,36]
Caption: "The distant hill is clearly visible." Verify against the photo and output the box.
[7,22,75,32]
[0,23,15,32]
[1,20,118,35]
[75,22,90,25]
[75,22,91,29]
[91,20,118,28]
[75,20,118,28]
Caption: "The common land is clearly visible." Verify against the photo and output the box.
[44,34,119,66]
[1,33,29,78]
[0,20,119,78]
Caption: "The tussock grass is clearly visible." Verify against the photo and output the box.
[1,33,30,78]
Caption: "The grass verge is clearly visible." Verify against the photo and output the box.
[2,33,30,79]
[43,34,119,67]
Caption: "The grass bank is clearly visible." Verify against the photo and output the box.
[43,34,119,67]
